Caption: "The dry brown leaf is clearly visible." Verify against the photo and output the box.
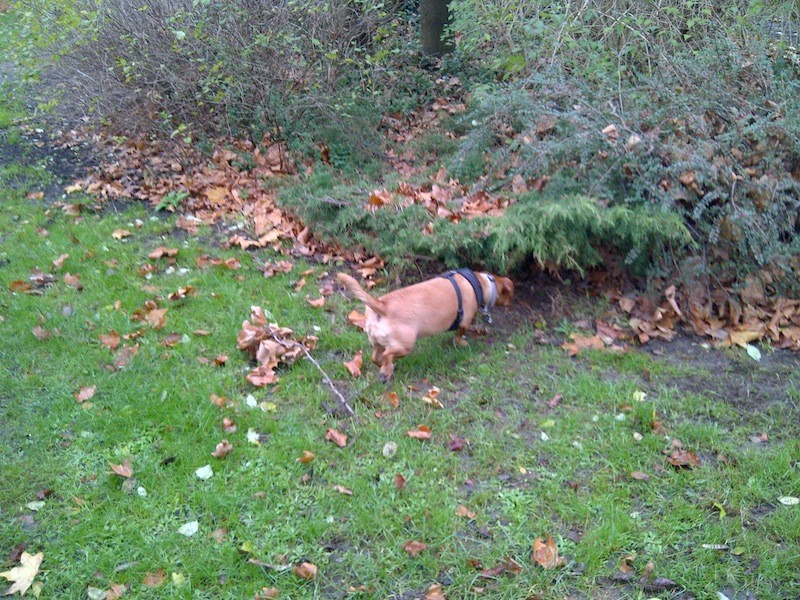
[222,417,237,433]
[393,473,406,490]
[386,391,400,409]
[344,351,363,378]
[455,505,476,519]
[112,229,132,240]
[109,461,133,478]
[562,334,605,357]
[53,253,70,269]
[407,425,432,440]
[74,385,96,403]
[145,308,168,329]
[325,428,348,448]
[255,588,280,599]
[210,394,229,408]
[211,440,233,459]
[402,540,428,557]
[106,582,127,599]
[532,535,566,569]
[422,386,443,408]
[306,296,325,308]
[142,569,166,587]
[297,451,315,464]
[667,449,702,468]
[631,471,651,481]
[148,247,179,259]
[424,584,446,600]
[99,331,121,351]
[292,562,317,580]
[333,484,354,496]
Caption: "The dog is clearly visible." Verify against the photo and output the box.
[337,269,514,381]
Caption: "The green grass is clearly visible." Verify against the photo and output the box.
[2,168,799,599]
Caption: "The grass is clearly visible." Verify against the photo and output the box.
[1,156,800,599]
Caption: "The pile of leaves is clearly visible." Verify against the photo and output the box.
[237,306,319,387]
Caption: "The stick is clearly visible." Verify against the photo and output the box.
[270,333,355,417]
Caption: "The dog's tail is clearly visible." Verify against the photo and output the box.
[336,273,387,316]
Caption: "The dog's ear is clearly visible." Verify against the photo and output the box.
[496,277,515,305]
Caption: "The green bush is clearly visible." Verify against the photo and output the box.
[447,6,800,288]
[278,175,691,275]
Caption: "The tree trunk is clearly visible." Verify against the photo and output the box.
[419,0,451,56]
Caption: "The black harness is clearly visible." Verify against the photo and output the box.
[439,268,484,331]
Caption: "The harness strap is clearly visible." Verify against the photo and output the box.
[440,271,464,331]
[455,268,483,309]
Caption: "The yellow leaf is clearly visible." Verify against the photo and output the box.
[1,552,44,596]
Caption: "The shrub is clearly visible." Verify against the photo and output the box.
[24,0,426,165]
[448,3,800,289]
[278,175,691,275]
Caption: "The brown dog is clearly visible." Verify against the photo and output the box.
[337,270,514,381]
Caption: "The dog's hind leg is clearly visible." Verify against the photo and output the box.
[379,345,412,383]
[371,343,386,367]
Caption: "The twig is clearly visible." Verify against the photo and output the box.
[270,333,355,417]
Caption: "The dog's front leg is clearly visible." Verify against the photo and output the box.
[454,327,469,347]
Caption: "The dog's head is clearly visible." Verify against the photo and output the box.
[494,276,515,306]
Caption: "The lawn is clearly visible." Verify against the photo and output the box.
[2,121,800,599]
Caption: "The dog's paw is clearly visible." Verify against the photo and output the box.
[454,337,469,348]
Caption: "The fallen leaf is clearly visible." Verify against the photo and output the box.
[178,521,199,537]
[333,484,354,496]
[547,394,562,409]
[297,451,315,464]
[292,562,317,580]
[52,253,69,269]
[422,386,443,408]
[448,434,466,451]
[109,461,133,478]
[455,505,476,519]
[0,552,43,596]
[306,296,325,308]
[386,391,400,408]
[112,229,132,240]
[99,331,121,350]
[210,394,229,408]
[255,588,280,599]
[211,440,233,459]
[222,417,237,433]
[148,247,179,259]
[779,496,799,506]
[402,540,428,557]
[424,583,446,600]
[105,582,127,599]
[145,308,168,329]
[142,569,166,587]
[344,351,363,377]
[562,335,605,356]
[667,450,702,468]
[74,385,96,403]
[393,473,406,490]
[325,428,348,448]
[631,471,651,481]
[532,535,566,569]
[9,280,33,293]
[407,425,432,440]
